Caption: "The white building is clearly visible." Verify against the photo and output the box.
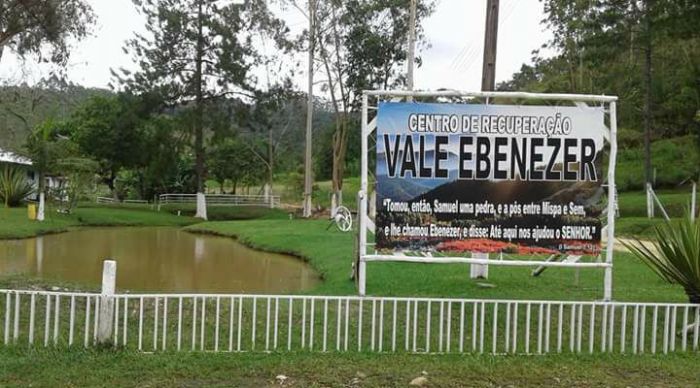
[0,147,66,200]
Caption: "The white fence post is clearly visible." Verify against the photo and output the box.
[97,260,116,344]
[646,183,654,219]
[470,252,489,279]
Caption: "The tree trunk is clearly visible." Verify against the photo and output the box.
[107,170,118,200]
[38,170,45,199]
[268,127,274,198]
[303,0,316,218]
[331,114,349,214]
[37,170,46,221]
[685,287,700,304]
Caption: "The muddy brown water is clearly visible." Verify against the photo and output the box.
[0,227,320,293]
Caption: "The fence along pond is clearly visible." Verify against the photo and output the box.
[2,289,699,355]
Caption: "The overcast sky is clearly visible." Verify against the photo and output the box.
[0,0,554,92]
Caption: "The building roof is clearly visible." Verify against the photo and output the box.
[0,148,33,166]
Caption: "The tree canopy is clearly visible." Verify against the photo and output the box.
[0,0,95,66]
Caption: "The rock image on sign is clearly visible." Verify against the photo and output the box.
[375,102,605,256]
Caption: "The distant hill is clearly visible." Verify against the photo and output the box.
[0,84,112,153]
[376,148,461,201]
[376,176,432,202]
[415,178,602,221]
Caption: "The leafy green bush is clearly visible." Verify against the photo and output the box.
[616,127,644,148]
[623,215,700,303]
[0,165,34,207]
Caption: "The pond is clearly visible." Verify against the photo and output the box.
[0,227,320,293]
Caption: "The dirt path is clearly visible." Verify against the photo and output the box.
[605,236,658,254]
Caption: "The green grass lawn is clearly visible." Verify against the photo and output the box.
[0,204,287,240]
[0,202,690,301]
[615,216,669,238]
[186,219,687,302]
[616,134,700,192]
[210,176,364,211]
[614,188,697,237]
[1,347,698,387]
[617,189,696,218]
[0,205,697,386]
[159,203,288,221]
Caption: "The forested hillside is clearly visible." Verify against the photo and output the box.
[499,0,700,189]
[0,84,111,152]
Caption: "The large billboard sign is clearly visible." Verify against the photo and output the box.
[375,102,605,256]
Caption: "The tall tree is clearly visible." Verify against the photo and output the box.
[25,117,82,220]
[240,83,303,196]
[25,118,74,200]
[504,0,700,189]
[208,137,261,195]
[314,0,433,212]
[0,0,95,65]
[70,94,147,198]
[116,0,289,219]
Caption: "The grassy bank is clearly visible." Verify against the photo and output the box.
[159,203,288,221]
[0,204,287,240]
[186,219,687,302]
[0,206,197,240]
[616,134,699,192]
[0,347,698,387]
[617,189,696,218]
[0,200,689,300]
[614,189,696,237]
[0,199,697,387]
[208,176,363,211]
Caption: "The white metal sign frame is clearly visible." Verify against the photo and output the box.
[358,90,618,300]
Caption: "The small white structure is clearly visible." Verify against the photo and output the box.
[0,147,67,220]
[0,148,66,196]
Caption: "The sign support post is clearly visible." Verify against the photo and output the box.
[604,101,618,301]
[359,93,369,296]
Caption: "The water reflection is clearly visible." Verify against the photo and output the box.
[36,235,43,274]
[0,227,320,293]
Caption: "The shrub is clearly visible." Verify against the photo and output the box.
[0,165,34,207]
[623,215,700,303]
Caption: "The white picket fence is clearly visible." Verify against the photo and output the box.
[158,194,280,208]
[95,197,149,205]
[2,289,698,354]
[95,196,118,204]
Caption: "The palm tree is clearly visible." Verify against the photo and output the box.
[25,119,75,220]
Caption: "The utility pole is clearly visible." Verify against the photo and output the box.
[481,0,499,91]
[407,0,416,94]
[643,0,653,194]
[302,0,315,218]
